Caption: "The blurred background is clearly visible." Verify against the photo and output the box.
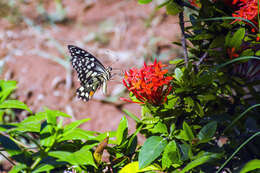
[0,0,180,134]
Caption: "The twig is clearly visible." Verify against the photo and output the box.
[179,11,188,67]
[196,52,208,67]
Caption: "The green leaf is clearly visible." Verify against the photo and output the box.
[193,33,214,40]
[9,164,26,173]
[179,143,191,161]
[116,116,128,145]
[138,136,168,169]
[33,164,55,173]
[150,122,168,134]
[183,121,194,141]
[180,152,222,173]
[49,148,96,168]
[240,49,254,56]
[240,159,260,173]
[63,118,91,133]
[0,134,22,157]
[138,0,152,4]
[58,128,97,142]
[256,50,260,56]
[12,114,44,132]
[119,161,161,173]
[0,80,17,103]
[198,121,217,141]
[175,68,183,82]
[0,100,32,113]
[231,28,245,49]
[162,140,181,169]
[166,1,183,15]
[123,109,141,123]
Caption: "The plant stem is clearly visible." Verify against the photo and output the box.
[179,11,188,67]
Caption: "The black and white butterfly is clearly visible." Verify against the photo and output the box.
[68,45,112,102]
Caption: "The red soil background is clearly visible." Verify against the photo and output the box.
[0,0,179,170]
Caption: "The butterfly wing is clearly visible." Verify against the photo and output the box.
[68,45,111,101]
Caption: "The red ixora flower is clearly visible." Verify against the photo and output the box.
[122,59,173,105]
[232,0,259,26]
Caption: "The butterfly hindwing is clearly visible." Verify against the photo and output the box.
[68,45,112,101]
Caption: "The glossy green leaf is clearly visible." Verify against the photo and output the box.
[175,68,183,82]
[63,118,91,133]
[58,128,97,142]
[183,121,194,141]
[49,148,96,168]
[0,80,17,103]
[116,116,128,145]
[138,136,167,169]
[9,164,26,173]
[150,122,168,134]
[33,164,55,173]
[180,152,222,173]
[162,140,181,169]
[240,159,260,173]
[0,100,32,113]
[12,114,44,132]
[179,143,191,161]
[198,121,217,141]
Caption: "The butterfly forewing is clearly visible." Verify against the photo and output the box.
[68,45,111,101]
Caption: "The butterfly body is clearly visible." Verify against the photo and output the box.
[68,45,112,101]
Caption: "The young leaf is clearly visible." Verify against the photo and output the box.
[58,128,97,142]
[183,121,195,141]
[198,121,217,141]
[116,116,128,145]
[240,159,260,173]
[0,80,17,103]
[0,100,32,113]
[119,161,161,173]
[138,0,152,4]
[63,118,91,133]
[138,136,168,169]
[231,28,245,49]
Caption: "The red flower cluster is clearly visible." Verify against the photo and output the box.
[232,0,259,25]
[122,60,173,105]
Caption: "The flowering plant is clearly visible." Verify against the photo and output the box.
[122,60,173,105]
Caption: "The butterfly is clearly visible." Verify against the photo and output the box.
[68,45,112,102]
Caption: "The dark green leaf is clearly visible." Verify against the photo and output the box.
[198,121,217,141]
[183,121,195,141]
[138,136,168,169]
[180,152,222,173]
